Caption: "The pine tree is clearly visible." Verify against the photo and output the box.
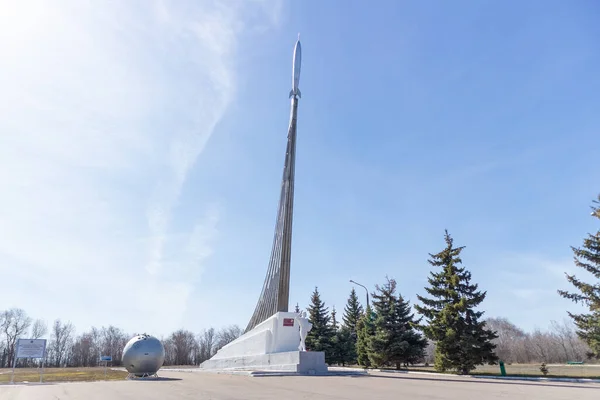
[305,287,336,363]
[356,305,375,367]
[558,195,600,357]
[368,277,427,369]
[414,231,498,374]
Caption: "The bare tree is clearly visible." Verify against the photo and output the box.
[423,340,436,365]
[189,325,242,365]
[529,328,552,362]
[549,320,572,361]
[31,319,48,339]
[49,319,75,367]
[169,330,197,366]
[2,308,32,367]
[89,327,102,367]
[162,337,175,365]
[512,334,533,364]
[70,331,100,367]
[549,319,590,362]
[0,311,7,368]
[196,328,216,364]
[486,317,528,363]
[483,317,594,364]
[100,326,129,365]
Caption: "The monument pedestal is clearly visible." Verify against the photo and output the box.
[199,312,328,375]
[199,350,327,374]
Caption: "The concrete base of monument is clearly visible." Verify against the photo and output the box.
[199,311,328,375]
[199,350,328,375]
[207,311,303,359]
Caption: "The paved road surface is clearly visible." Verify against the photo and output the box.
[1,371,599,399]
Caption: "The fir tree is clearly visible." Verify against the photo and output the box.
[331,306,339,331]
[394,295,428,367]
[306,287,336,363]
[336,326,355,366]
[342,288,364,334]
[558,195,600,357]
[414,231,498,374]
[356,305,375,367]
[329,306,341,365]
[368,277,427,369]
[341,288,363,364]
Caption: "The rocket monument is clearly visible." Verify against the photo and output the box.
[200,36,328,375]
[245,35,303,333]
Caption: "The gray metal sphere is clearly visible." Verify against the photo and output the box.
[122,334,165,376]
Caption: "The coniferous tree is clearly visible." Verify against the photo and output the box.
[415,231,498,374]
[558,195,600,357]
[356,305,375,367]
[329,306,341,365]
[331,306,338,331]
[305,287,336,363]
[394,294,428,367]
[341,288,363,364]
[343,288,364,334]
[336,326,355,366]
[368,277,427,369]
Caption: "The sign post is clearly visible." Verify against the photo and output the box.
[100,356,112,378]
[10,352,17,384]
[11,339,47,384]
[40,349,46,383]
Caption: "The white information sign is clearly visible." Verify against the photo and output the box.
[11,339,47,384]
[16,339,46,359]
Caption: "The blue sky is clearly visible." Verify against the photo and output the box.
[0,0,598,338]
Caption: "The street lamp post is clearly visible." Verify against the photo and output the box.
[349,280,369,309]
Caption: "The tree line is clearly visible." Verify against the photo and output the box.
[301,194,600,374]
[0,310,242,368]
[302,286,592,370]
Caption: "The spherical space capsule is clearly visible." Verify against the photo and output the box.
[122,334,165,377]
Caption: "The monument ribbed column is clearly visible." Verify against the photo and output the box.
[245,95,299,333]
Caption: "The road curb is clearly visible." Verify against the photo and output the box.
[372,368,600,384]
[470,375,600,384]
[161,367,600,384]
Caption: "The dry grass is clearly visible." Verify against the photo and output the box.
[0,367,128,383]
[393,363,600,378]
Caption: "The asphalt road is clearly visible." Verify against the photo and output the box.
[1,370,599,400]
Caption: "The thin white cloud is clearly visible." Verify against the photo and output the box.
[512,288,555,302]
[487,253,587,307]
[0,0,281,336]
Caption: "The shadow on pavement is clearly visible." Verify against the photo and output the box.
[365,373,600,390]
[129,377,182,382]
